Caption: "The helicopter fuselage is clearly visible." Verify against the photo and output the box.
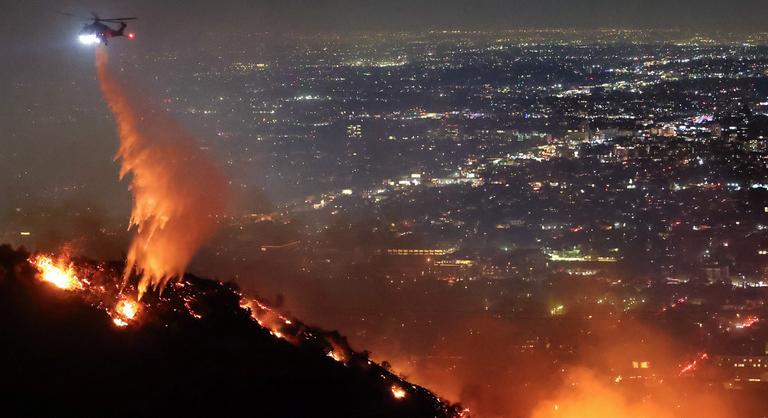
[80,21,127,44]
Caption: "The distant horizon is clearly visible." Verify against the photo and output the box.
[219,28,768,36]
[6,1,768,39]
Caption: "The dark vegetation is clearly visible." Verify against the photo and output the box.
[0,245,459,418]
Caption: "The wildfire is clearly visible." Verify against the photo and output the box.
[661,296,688,313]
[30,254,83,290]
[391,384,407,400]
[113,298,140,327]
[240,298,297,343]
[30,252,144,328]
[327,350,346,363]
[22,252,462,414]
[734,315,759,329]
[679,353,709,376]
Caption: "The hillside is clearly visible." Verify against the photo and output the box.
[0,245,463,417]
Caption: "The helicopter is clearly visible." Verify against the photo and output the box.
[62,12,138,45]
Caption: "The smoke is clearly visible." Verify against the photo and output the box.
[530,367,730,418]
[3,199,130,261]
[524,320,732,418]
[531,367,671,418]
[95,48,228,298]
[225,258,747,418]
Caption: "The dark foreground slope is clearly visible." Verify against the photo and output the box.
[0,245,461,418]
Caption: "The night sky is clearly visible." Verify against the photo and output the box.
[2,0,768,238]
[4,0,768,42]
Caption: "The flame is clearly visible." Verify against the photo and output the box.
[679,353,709,376]
[23,252,461,413]
[28,252,144,328]
[326,339,351,364]
[30,254,82,290]
[112,297,140,327]
[117,299,138,319]
[391,384,407,400]
[734,315,759,329]
[327,350,345,363]
[240,298,299,343]
[95,48,228,299]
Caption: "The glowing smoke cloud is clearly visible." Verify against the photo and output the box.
[95,48,228,299]
[530,368,730,418]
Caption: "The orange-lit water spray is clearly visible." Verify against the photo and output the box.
[95,48,228,299]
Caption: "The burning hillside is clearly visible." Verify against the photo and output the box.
[0,245,465,417]
[0,47,471,417]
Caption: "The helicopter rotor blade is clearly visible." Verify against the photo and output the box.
[57,11,138,23]
[100,17,138,22]
[57,11,92,21]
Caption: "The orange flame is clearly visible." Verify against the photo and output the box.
[679,353,709,376]
[734,315,759,329]
[391,384,407,400]
[95,48,228,299]
[30,254,83,290]
[326,339,350,364]
[327,349,346,363]
[113,298,140,327]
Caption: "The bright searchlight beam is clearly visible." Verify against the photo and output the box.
[79,34,100,45]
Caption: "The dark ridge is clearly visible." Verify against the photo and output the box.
[0,244,463,418]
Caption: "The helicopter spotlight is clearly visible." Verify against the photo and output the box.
[61,12,137,46]
[78,34,101,45]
